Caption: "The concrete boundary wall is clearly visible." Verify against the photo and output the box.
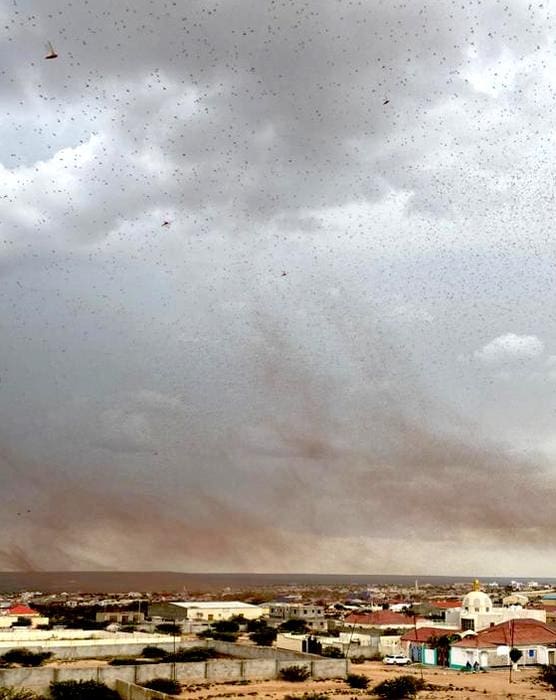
[0,650,348,694]
[116,679,171,700]
[0,639,178,660]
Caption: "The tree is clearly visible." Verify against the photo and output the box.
[212,619,239,634]
[246,618,269,633]
[509,647,522,664]
[250,627,277,646]
[197,619,240,642]
[278,619,309,634]
[427,633,459,667]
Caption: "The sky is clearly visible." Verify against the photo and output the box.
[1,0,556,576]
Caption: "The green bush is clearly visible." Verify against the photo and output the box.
[320,646,344,658]
[168,646,218,661]
[249,627,277,646]
[142,678,181,695]
[49,680,119,700]
[350,654,366,664]
[0,689,45,700]
[346,673,369,689]
[211,631,238,642]
[141,645,169,658]
[279,665,311,682]
[108,657,152,666]
[539,665,556,690]
[246,618,269,633]
[278,619,310,634]
[212,620,240,633]
[284,693,329,700]
[509,647,523,664]
[373,675,425,699]
[1,649,53,667]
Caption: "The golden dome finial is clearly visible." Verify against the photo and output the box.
[472,578,481,592]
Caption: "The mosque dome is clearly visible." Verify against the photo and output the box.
[461,580,493,614]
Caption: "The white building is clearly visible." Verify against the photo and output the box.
[444,580,546,632]
[164,601,263,622]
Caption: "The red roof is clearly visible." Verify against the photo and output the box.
[401,627,461,643]
[344,611,417,626]
[5,604,39,616]
[430,600,461,610]
[452,619,556,649]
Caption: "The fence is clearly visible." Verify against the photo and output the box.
[0,655,349,694]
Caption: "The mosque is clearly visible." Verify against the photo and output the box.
[444,580,546,632]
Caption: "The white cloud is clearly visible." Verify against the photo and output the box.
[474,333,545,363]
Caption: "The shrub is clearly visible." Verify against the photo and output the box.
[350,654,366,664]
[346,673,369,689]
[279,619,310,634]
[539,665,556,690]
[279,665,311,682]
[373,675,425,699]
[284,693,329,700]
[141,645,169,658]
[49,680,119,700]
[0,689,45,700]
[320,646,344,658]
[142,678,181,695]
[1,649,53,667]
[168,646,218,662]
[249,627,277,646]
[210,631,238,642]
[108,657,152,666]
[213,620,240,633]
[246,618,269,633]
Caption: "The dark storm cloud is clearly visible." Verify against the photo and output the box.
[1,0,556,573]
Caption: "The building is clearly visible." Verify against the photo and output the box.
[401,626,468,666]
[268,602,327,631]
[343,610,418,630]
[444,580,546,632]
[276,631,400,658]
[450,618,556,669]
[148,601,263,622]
[0,604,49,629]
[96,611,145,625]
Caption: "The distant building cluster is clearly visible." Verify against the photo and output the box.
[0,575,554,679]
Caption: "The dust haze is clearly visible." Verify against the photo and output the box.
[1,0,556,575]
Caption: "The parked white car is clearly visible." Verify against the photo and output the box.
[383,654,412,665]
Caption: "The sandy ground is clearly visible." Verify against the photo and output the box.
[175,662,554,699]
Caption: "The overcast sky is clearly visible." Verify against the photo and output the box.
[1,0,556,576]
